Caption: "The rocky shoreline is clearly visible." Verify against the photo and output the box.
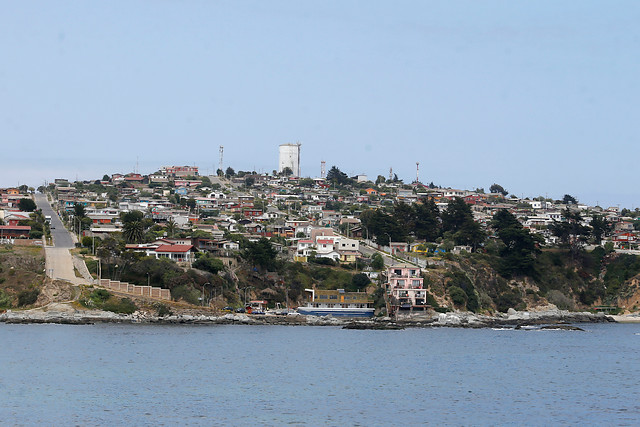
[0,303,616,328]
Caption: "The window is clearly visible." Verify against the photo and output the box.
[319,295,328,299]
[329,295,337,299]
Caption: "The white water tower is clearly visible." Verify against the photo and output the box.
[278,143,301,176]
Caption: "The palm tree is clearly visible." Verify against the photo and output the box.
[123,220,144,243]
[165,217,177,238]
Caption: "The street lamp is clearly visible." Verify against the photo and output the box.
[240,286,254,307]
[202,282,210,306]
[384,233,392,249]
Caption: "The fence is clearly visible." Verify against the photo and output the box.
[362,238,443,268]
[98,279,171,301]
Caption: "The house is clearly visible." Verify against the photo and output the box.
[0,225,31,239]
[3,212,31,226]
[339,250,359,263]
[320,210,341,226]
[174,179,202,188]
[296,239,314,257]
[148,244,196,263]
[243,208,263,218]
[310,227,334,241]
[162,165,199,177]
[337,237,359,252]
[385,265,427,312]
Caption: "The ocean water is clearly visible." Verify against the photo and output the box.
[1,323,639,426]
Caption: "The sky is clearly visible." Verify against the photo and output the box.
[1,1,639,207]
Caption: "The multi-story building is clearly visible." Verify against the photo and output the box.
[385,265,428,312]
[162,166,199,177]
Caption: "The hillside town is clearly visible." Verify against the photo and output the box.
[1,144,640,319]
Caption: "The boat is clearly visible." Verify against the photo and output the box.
[296,288,375,317]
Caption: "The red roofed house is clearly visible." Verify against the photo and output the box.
[148,244,196,263]
[0,225,31,239]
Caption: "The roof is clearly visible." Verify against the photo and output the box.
[0,225,31,231]
[154,244,194,253]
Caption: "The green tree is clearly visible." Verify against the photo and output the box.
[562,194,578,205]
[242,237,278,271]
[298,178,315,187]
[326,166,351,186]
[549,209,591,257]
[18,198,37,212]
[74,203,86,218]
[490,183,508,196]
[491,210,541,277]
[441,198,485,249]
[359,208,407,245]
[245,176,255,187]
[413,199,440,241]
[371,253,384,270]
[165,217,177,238]
[350,273,371,291]
[123,221,144,243]
[590,215,611,244]
[281,167,293,176]
[225,167,235,178]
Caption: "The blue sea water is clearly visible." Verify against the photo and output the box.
[1,323,639,426]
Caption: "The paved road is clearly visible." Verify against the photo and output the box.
[34,193,84,284]
[35,193,73,248]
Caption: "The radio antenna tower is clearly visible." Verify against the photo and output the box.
[416,162,420,184]
[297,141,302,177]
[321,161,326,179]
[219,146,224,173]
[389,167,393,182]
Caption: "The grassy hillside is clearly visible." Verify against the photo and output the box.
[0,244,46,309]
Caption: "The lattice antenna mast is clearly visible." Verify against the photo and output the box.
[321,161,326,179]
[297,141,301,177]
[219,146,224,173]
[389,167,393,181]
[416,162,420,183]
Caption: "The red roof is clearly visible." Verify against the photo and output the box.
[0,225,31,230]
[154,244,194,253]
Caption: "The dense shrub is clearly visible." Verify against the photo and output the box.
[155,303,172,317]
[308,256,336,266]
[495,289,524,313]
[547,290,575,310]
[17,288,40,306]
[192,254,224,274]
[102,298,137,314]
[171,284,201,305]
[0,289,12,309]
[448,286,467,307]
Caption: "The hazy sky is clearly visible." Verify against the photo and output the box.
[1,1,639,207]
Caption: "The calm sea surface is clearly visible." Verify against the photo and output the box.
[1,323,639,426]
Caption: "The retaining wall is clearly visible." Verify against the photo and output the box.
[99,279,171,301]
